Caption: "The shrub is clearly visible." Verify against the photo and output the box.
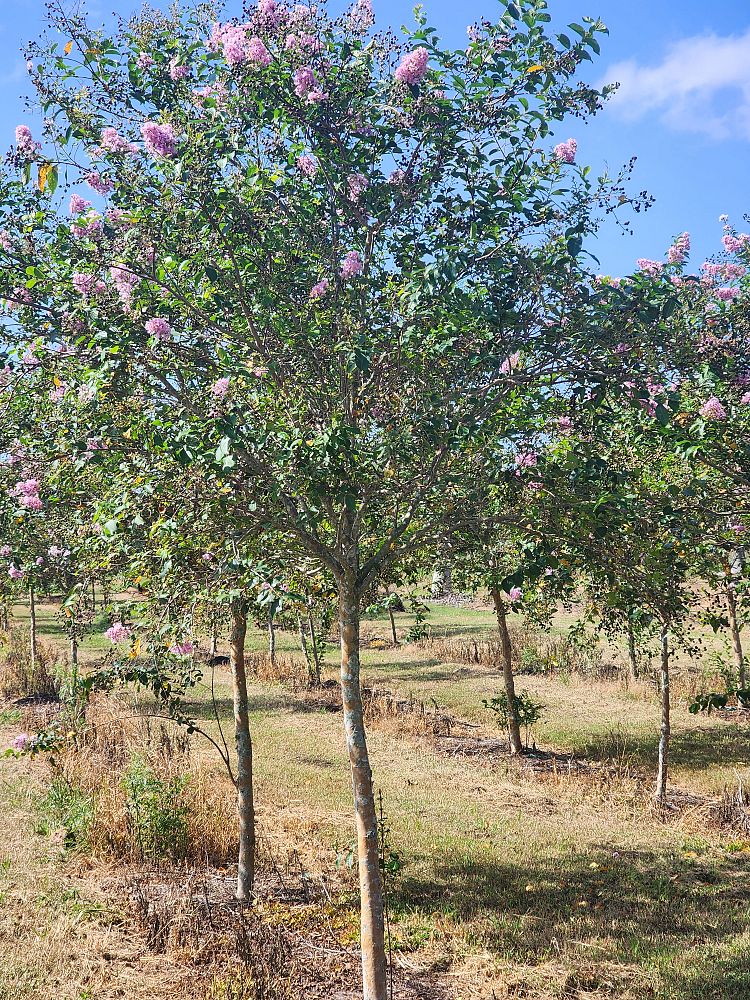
[122,755,190,861]
[483,691,546,747]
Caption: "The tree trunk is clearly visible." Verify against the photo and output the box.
[268,613,276,666]
[230,600,255,900]
[339,573,387,1000]
[626,610,638,685]
[307,611,321,686]
[29,586,37,674]
[387,605,398,646]
[209,618,218,659]
[655,624,670,803]
[91,580,96,612]
[726,583,746,690]
[491,589,523,754]
[297,613,313,682]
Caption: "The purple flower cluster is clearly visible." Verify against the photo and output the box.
[310,278,329,300]
[15,125,40,157]
[72,272,106,298]
[340,250,363,279]
[636,258,664,277]
[110,266,139,311]
[169,57,190,80]
[10,478,42,510]
[700,396,727,421]
[553,138,577,163]
[297,154,318,177]
[106,621,132,643]
[667,232,690,265]
[141,121,177,159]
[100,127,138,155]
[145,317,172,341]
[293,66,328,103]
[395,47,429,85]
[85,171,114,196]
[69,193,92,215]
[347,172,369,203]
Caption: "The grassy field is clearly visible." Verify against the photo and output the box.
[1,596,749,999]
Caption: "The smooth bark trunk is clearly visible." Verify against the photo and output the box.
[626,611,638,685]
[230,601,255,899]
[491,590,523,754]
[725,583,746,690]
[339,574,387,1000]
[29,587,37,674]
[387,605,398,646]
[209,618,218,659]
[655,624,670,802]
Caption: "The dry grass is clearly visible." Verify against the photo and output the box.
[0,629,63,702]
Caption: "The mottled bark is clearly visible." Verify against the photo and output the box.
[339,574,387,1000]
[655,624,670,803]
[725,583,746,690]
[230,601,255,899]
[491,589,523,754]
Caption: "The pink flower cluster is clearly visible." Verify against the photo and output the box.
[395,47,429,85]
[145,317,172,341]
[110,266,139,311]
[722,232,750,254]
[169,57,190,80]
[297,154,318,178]
[106,621,132,643]
[309,278,329,300]
[340,250,363,279]
[100,127,138,155]
[349,0,374,33]
[211,377,230,398]
[285,32,322,53]
[137,53,155,70]
[700,396,727,421]
[667,232,690,265]
[347,172,369,203]
[293,66,328,103]
[15,125,40,157]
[12,733,30,751]
[169,640,196,656]
[72,272,106,298]
[553,138,577,164]
[508,586,523,602]
[515,450,538,469]
[8,565,24,580]
[636,258,664,277]
[211,22,272,67]
[141,121,177,159]
[85,171,114,196]
[70,193,91,215]
[10,478,42,510]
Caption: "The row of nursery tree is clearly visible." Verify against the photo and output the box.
[0,2,749,997]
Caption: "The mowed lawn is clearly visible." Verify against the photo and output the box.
[1,597,749,998]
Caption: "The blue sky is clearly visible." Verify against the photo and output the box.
[0,0,748,275]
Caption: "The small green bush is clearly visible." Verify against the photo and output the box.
[37,775,94,849]
[122,755,189,861]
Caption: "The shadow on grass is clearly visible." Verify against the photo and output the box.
[578,724,750,773]
[364,658,492,684]
[391,847,750,997]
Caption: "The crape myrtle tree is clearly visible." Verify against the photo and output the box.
[66,455,286,899]
[0,1,688,993]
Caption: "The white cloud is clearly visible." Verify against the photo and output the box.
[599,30,750,141]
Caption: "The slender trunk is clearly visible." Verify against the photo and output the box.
[91,580,96,612]
[209,618,218,659]
[491,589,523,754]
[387,605,398,646]
[307,611,321,686]
[230,600,255,899]
[29,586,37,674]
[655,624,670,802]
[297,613,313,683]
[339,573,387,1000]
[268,613,276,666]
[626,611,638,685]
[726,583,746,690]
